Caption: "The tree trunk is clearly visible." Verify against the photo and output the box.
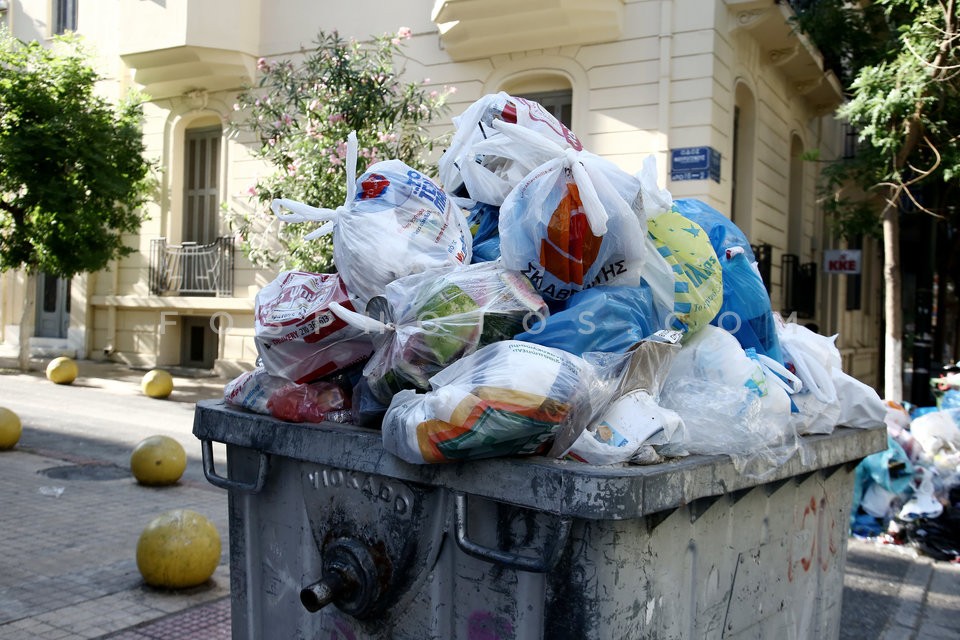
[882,205,902,401]
[17,272,37,372]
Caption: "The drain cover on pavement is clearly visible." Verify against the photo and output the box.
[38,463,130,481]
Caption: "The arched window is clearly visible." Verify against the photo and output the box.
[500,75,574,129]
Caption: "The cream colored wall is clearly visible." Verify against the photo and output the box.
[1,0,881,384]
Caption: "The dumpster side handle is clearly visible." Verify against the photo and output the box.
[453,492,572,573]
[201,439,269,494]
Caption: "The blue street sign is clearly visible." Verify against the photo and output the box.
[670,146,721,183]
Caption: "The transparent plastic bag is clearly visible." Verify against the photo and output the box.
[254,271,374,383]
[381,340,602,464]
[557,333,684,465]
[438,92,582,206]
[658,325,801,478]
[272,132,471,305]
[224,366,350,423]
[331,262,548,405]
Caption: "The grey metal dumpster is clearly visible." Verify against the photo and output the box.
[194,399,885,640]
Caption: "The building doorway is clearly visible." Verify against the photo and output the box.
[35,273,70,339]
[179,315,217,369]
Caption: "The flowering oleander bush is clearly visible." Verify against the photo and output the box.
[227,28,455,272]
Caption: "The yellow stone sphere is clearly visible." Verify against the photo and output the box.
[130,435,187,485]
[141,369,174,399]
[136,509,221,589]
[0,407,22,450]
[45,356,78,385]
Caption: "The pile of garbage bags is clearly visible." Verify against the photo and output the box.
[224,92,886,478]
[850,393,960,560]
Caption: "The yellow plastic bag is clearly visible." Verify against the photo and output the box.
[647,210,723,333]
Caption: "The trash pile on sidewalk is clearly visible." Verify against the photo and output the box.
[223,92,886,479]
[851,388,960,561]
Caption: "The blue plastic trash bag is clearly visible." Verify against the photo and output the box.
[852,435,913,522]
[465,202,501,263]
[673,198,755,262]
[712,247,784,363]
[516,283,662,356]
[941,389,960,410]
[912,406,940,419]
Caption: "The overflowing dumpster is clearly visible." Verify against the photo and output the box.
[194,399,885,640]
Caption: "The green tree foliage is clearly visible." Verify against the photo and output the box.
[0,29,153,277]
[792,0,960,399]
[794,0,960,235]
[228,28,454,273]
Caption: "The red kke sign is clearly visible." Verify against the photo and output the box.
[823,249,862,274]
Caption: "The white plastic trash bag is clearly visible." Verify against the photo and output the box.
[831,369,886,429]
[497,125,647,302]
[272,132,472,305]
[438,92,582,206]
[910,408,960,458]
[382,340,602,464]
[777,321,842,435]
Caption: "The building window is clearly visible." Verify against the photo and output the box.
[183,126,222,245]
[515,89,573,129]
[53,0,77,34]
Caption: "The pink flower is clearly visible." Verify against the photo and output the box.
[257,57,270,71]
[328,113,345,124]
[246,185,257,197]
[397,27,412,39]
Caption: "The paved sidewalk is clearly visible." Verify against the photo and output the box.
[1,353,234,639]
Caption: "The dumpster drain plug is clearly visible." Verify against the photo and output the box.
[301,537,384,616]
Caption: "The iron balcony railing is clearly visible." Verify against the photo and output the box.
[149,236,234,297]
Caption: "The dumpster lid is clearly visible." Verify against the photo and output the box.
[193,400,885,521]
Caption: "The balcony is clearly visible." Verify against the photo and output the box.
[149,237,234,297]
[727,0,844,113]
[118,0,260,99]
[432,0,623,61]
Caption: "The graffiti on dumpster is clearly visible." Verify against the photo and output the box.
[327,617,358,640]
[467,610,514,640]
[788,494,838,582]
